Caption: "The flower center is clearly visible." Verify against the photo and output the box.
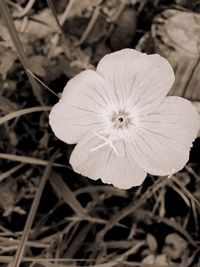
[118,117,124,123]
[91,111,131,155]
[112,111,130,129]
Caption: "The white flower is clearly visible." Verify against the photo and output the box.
[49,49,200,189]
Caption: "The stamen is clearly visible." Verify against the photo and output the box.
[91,131,119,156]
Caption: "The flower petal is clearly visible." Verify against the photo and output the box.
[129,96,200,175]
[69,131,147,189]
[49,70,116,144]
[96,49,175,114]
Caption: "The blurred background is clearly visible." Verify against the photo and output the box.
[0,0,200,266]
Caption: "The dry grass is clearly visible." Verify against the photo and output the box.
[0,0,200,267]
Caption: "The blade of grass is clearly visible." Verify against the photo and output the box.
[121,261,169,267]
[60,0,76,26]
[0,256,117,266]
[96,177,168,242]
[75,6,100,46]
[46,0,71,58]
[26,69,60,98]
[61,222,80,257]
[11,152,58,267]
[0,237,48,249]
[13,0,35,18]
[117,241,145,262]
[30,201,63,240]
[0,106,51,125]
[0,0,43,105]
[65,224,91,258]
[7,1,23,11]
[0,153,69,169]
[170,176,200,208]
[50,172,86,216]
[0,164,24,182]
[168,182,191,207]
[148,212,197,247]
[185,165,200,180]
[75,185,128,198]
[0,255,172,267]
[100,240,137,249]
[66,215,109,225]
[191,199,199,232]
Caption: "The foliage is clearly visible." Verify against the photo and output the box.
[0,0,200,266]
